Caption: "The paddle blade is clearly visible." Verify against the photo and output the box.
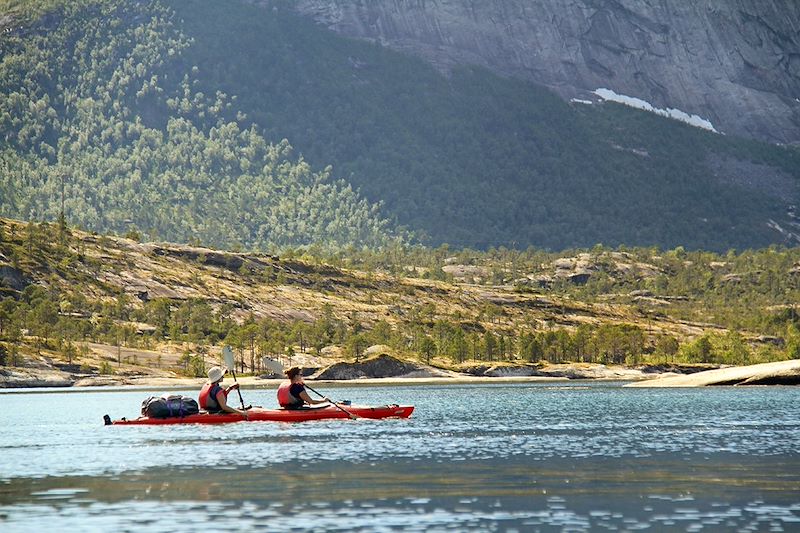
[222,345,235,371]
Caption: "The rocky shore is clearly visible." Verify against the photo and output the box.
[625,359,800,387]
[0,353,748,389]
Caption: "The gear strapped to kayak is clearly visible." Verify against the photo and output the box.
[141,394,200,418]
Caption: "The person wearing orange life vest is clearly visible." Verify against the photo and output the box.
[199,366,248,418]
[277,367,330,409]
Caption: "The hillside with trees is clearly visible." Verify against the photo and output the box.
[1,217,798,381]
[0,0,400,251]
[0,0,798,252]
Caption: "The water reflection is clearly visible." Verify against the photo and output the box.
[3,455,800,531]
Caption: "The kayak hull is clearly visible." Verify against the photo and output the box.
[109,404,414,425]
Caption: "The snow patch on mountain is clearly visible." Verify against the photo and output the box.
[594,88,718,133]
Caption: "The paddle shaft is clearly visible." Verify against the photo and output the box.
[229,367,246,410]
[221,346,245,410]
[304,383,358,419]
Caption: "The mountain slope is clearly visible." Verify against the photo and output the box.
[1,0,798,252]
[292,0,800,145]
[170,0,800,250]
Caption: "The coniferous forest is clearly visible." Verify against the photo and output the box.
[0,0,399,251]
[0,0,798,252]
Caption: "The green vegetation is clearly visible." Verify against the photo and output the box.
[1,0,798,253]
[0,0,399,251]
[1,218,798,377]
[332,243,800,338]
[0,0,66,22]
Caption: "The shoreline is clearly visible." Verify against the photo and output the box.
[4,359,797,391]
[0,375,590,394]
[0,359,672,390]
[0,363,661,391]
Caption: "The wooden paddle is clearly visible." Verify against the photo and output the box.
[222,345,246,410]
[304,383,358,420]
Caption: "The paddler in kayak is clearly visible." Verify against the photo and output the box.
[199,366,249,419]
[277,366,331,409]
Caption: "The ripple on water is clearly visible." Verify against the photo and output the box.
[0,383,798,531]
[3,498,800,532]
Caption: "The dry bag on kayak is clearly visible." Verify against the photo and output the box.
[141,394,199,418]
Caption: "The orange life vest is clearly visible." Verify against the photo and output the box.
[277,381,302,408]
[199,382,227,411]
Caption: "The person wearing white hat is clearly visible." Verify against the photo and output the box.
[198,366,248,418]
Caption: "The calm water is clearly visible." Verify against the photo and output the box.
[1,382,799,531]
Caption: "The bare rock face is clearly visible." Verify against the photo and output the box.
[290,0,800,144]
[0,367,75,388]
[625,359,800,387]
[0,264,30,293]
[441,264,491,282]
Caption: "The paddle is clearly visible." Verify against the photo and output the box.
[222,345,246,410]
[304,383,358,420]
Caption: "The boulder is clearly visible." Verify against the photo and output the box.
[0,264,31,292]
[629,289,654,297]
[320,345,341,357]
[261,357,283,377]
[365,344,392,356]
[0,367,74,387]
[459,364,492,376]
[567,270,592,285]
[441,264,490,281]
[482,365,537,377]
[315,354,422,380]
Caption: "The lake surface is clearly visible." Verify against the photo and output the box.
[1,382,799,531]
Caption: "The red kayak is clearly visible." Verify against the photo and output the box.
[107,404,414,425]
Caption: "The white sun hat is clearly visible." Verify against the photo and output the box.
[207,366,226,383]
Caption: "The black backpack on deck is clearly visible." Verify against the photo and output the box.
[141,394,199,418]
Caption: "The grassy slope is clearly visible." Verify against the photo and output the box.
[0,218,652,333]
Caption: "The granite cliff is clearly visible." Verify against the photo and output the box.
[287,0,800,144]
